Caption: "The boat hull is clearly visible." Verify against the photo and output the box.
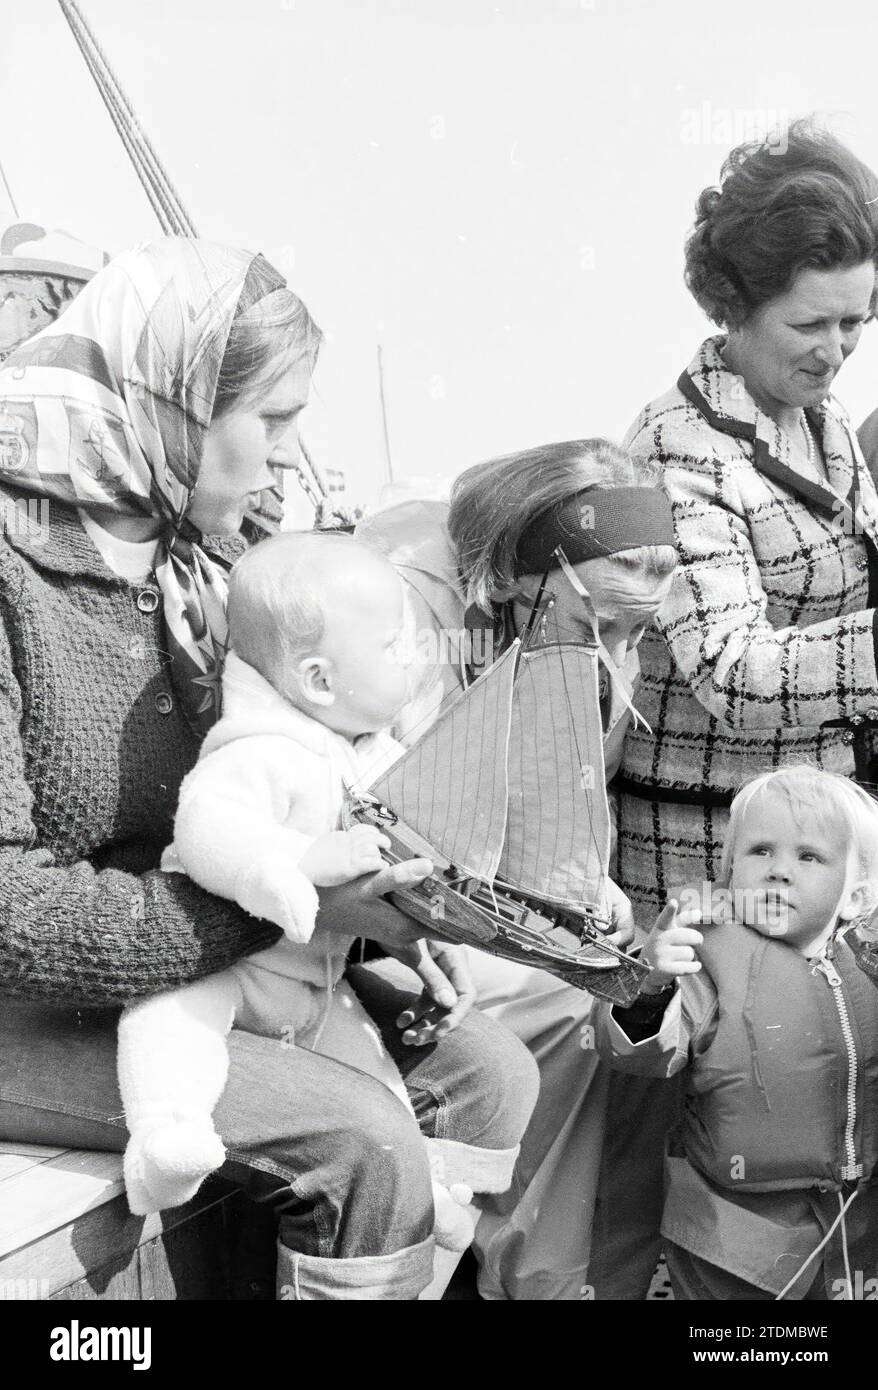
[348,801,649,1006]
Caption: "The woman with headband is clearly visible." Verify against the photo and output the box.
[0,238,540,1302]
[616,120,878,929]
[357,438,679,1300]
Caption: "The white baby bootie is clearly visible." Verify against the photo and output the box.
[427,1148,474,1251]
[123,1121,227,1216]
[431,1178,475,1252]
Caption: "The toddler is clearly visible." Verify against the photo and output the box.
[598,765,878,1300]
[117,532,485,1249]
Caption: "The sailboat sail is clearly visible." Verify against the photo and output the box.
[368,640,519,882]
[496,643,610,915]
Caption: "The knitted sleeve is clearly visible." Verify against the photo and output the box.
[627,409,878,731]
[0,619,281,1007]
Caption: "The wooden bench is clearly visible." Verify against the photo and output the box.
[0,1142,273,1300]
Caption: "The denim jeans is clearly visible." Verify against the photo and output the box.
[0,960,538,1298]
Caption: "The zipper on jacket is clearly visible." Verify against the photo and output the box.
[815,954,863,1181]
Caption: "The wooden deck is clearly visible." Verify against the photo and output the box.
[0,1142,269,1300]
[0,1141,673,1301]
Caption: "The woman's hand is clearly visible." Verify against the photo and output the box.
[319,860,476,1044]
[603,878,636,950]
[317,856,434,955]
[390,941,477,1045]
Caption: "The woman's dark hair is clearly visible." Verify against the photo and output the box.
[213,287,322,417]
[685,119,878,328]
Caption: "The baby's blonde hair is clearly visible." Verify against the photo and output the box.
[720,765,878,920]
[227,530,364,694]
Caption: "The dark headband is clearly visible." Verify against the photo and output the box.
[513,487,677,577]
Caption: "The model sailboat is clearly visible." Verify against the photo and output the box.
[347,597,650,1007]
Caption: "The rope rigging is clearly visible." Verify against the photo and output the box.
[0,158,20,219]
[57,0,197,237]
[54,1,339,512]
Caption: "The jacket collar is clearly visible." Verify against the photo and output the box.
[679,337,878,608]
[208,651,395,786]
[215,652,338,754]
[678,337,876,541]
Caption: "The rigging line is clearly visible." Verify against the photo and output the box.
[59,7,177,233]
[289,463,320,510]
[65,11,189,236]
[96,64,195,236]
[548,596,610,906]
[299,434,329,501]
[60,0,196,234]
[0,157,20,218]
[58,0,197,236]
[519,567,552,649]
[377,343,394,484]
[100,92,177,234]
[93,71,180,231]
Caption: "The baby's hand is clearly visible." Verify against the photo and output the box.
[639,899,704,995]
[299,825,391,887]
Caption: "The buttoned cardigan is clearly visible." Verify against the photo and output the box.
[0,488,279,1006]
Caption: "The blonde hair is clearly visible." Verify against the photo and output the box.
[447,438,676,612]
[227,531,352,691]
[720,765,878,919]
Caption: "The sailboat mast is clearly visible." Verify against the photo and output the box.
[377,343,395,484]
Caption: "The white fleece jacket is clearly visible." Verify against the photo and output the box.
[163,652,403,991]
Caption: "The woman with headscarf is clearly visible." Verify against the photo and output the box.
[0,238,538,1302]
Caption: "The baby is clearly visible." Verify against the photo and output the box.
[117,532,475,1249]
[598,765,878,1300]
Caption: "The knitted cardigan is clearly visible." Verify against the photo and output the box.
[0,489,280,1006]
[615,337,878,921]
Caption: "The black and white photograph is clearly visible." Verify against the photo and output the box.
[2,0,878,1353]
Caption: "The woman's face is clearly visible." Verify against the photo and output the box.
[725,261,875,415]
[517,553,675,669]
[189,358,312,535]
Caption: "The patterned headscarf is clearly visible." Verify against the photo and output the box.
[0,237,288,733]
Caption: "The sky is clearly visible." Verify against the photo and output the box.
[4,0,878,521]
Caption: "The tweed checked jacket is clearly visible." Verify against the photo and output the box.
[615,336,878,922]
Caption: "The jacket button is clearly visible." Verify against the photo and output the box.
[155,692,174,715]
[137,587,160,614]
[857,556,869,571]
